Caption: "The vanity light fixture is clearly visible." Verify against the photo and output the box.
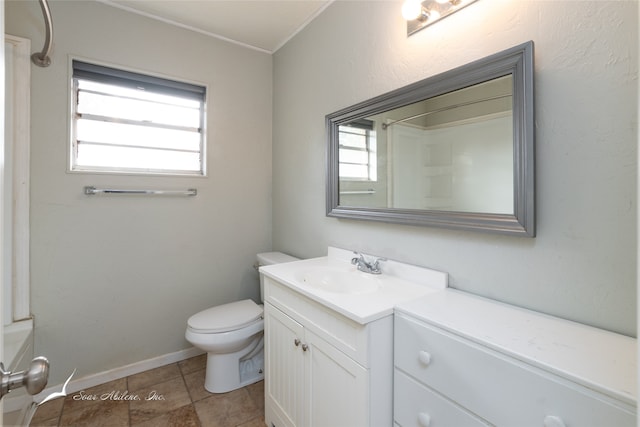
[404,0,479,36]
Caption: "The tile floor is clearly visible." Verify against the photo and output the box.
[29,355,265,427]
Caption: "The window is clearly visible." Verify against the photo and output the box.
[338,119,377,181]
[71,60,206,175]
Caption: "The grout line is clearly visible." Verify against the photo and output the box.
[126,374,132,427]
[35,347,204,405]
[35,355,252,427]
[56,399,63,427]
[176,361,200,426]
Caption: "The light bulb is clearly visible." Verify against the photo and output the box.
[402,0,423,20]
[428,10,441,21]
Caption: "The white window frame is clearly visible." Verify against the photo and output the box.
[69,59,207,176]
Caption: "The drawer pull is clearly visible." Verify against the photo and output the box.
[417,412,431,427]
[294,338,301,347]
[543,415,566,427]
[418,350,432,366]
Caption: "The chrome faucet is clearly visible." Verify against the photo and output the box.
[351,252,386,275]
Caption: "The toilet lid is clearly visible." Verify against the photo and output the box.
[187,299,263,333]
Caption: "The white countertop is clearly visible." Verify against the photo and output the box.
[260,247,448,325]
[396,289,637,406]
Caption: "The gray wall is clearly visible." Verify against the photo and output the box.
[5,0,637,387]
[7,1,273,384]
[272,1,638,337]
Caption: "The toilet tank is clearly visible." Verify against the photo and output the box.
[257,252,299,301]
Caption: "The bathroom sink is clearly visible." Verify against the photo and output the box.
[260,247,449,324]
[294,267,381,295]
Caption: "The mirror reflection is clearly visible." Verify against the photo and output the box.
[338,75,513,214]
[327,41,534,236]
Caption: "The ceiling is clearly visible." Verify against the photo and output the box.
[100,0,333,54]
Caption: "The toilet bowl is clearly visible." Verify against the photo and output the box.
[185,252,299,393]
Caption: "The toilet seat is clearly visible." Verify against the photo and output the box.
[187,299,263,333]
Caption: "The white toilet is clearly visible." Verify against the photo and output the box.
[185,252,299,393]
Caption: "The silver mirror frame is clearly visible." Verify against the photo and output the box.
[326,41,535,237]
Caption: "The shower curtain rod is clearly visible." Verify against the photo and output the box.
[381,93,512,130]
[31,0,53,67]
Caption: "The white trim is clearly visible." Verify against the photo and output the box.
[96,0,272,54]
[96,0,334,55]
[272,1,335,53]
[3,319,33,372]
[1,10,6,419]
[4,346,205,411]
[3,394,30,414]
[4,34,30,323]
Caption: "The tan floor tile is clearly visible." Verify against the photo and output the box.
[58,399,129,427]
[131,404,201,427]
[129,376,191,424]
[29,416,60,427]
[31,397,64,424]
[194,388,260,427]
[236,416,266,427]
[245,381,264,414]
[62,378,128,413]
[178,354,206,376]
[182,369,213,403]
[28,356,264,427]
[128,363,182,392]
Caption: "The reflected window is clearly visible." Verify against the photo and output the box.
[338,119,377,181]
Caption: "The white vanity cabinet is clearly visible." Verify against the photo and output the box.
[394,290,637,427]
[263,276,394,427]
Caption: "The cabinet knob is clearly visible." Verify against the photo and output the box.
[418,350,432,366]
[294,338,300,347]
[543,415,566,427]
[417,412,431,427]
[301,344,309,352]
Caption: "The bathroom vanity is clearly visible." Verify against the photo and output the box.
[263,277,385,427]
[394,290,637,427]
[260,248,636,427]
[260,247,448,427]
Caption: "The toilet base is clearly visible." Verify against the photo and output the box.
[204,340,264,393]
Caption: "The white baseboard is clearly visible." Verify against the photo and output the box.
[4,347,205,412]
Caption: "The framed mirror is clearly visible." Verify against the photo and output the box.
[326,41,535,236]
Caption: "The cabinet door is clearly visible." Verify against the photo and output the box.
[265,303,306,427]
[306,330,369,427]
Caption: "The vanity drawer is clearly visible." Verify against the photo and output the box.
[264,277,373,366]
[394,314,636,427]
[394,369,491,427]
